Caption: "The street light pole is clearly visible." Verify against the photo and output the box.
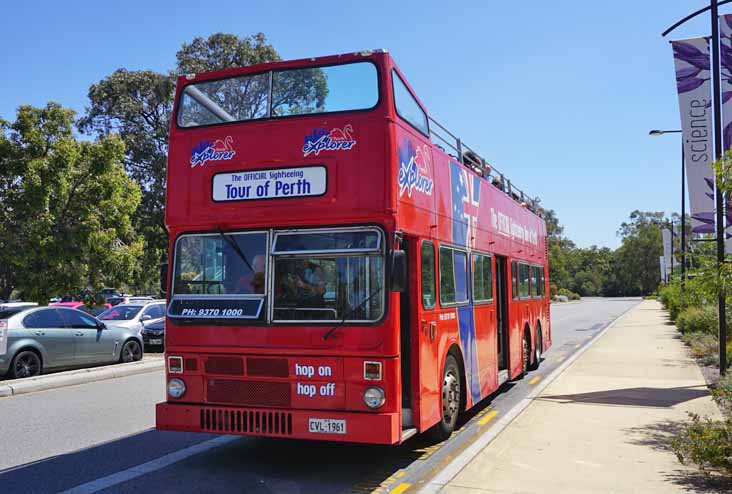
[711,0,728,376]
[681,143,687,281]
[662,0,727,375]
[649,129,685,282]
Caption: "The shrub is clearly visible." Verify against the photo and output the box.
[672,413,732,476]
[557,287,580,301]
[677,307,718,335]
[682,332,719,360]
[714,373,732,421]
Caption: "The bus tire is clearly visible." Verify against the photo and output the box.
[430,354,461,441]
[530,324,542,370]
[522,328,531,375]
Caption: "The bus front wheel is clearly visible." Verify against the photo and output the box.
[430,354,461,441]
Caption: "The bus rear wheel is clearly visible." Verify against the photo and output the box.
[522,330,531,375]
[430,354,461,441]
[530,326,542,371]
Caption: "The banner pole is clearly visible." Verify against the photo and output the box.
[712,0,728,376]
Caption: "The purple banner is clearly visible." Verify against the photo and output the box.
[672,38,716,234]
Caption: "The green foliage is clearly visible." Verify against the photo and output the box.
[676,307,718,335]
[176,33,280,74]
[546,209,670,297]
[556,287,580,300]
[714,373,732,421]
[0,103,143,302]
[672,414,732,476]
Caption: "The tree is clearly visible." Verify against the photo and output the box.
[78,69,174,294]
[0,103,143,302]
[612,210,665,295]
[79,33,292,293]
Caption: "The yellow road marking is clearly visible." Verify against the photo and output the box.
[395,471,405,478]
[556,356,565,362]
[391,483,411,494]
[477,410,498,425]
[528,376,541,385]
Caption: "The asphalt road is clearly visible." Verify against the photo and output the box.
[0,297,640,494]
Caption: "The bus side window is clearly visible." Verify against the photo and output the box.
[439,246,468,306]
[421,241,436,309]
[519,263,530,299]
[531,266,539,298]
[511,261,518,300]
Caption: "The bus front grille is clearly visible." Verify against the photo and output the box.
[204,357,244,375]
[199,407,293,435]
[207,379,291,407]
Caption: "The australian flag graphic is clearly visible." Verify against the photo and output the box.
[450,161,481,247]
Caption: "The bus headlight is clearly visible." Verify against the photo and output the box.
[167,378,186,399]
[363,387,385,409]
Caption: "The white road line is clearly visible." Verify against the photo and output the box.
[59,436,238,494]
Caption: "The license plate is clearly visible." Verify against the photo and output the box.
[308,418,346,434]
[149,339,162,345]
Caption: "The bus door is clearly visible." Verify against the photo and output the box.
[495,256,509,378]
[408,239,440,431]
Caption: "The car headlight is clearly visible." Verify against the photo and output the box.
[363,386,385,409]
[167,378,186,398]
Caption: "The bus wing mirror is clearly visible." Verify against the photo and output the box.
[160,262,169,297]
[390,250,407,292]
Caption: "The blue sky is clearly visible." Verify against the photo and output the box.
[0,1,723,248]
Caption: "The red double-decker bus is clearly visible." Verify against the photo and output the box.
[156,49,550,444]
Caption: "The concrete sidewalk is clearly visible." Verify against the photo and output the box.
[438,300,722,493]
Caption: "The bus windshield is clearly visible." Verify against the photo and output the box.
[177,61,379,128]
[170,228,384,323]
[172,232,267,296]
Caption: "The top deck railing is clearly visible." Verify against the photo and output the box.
[428,116,542,217]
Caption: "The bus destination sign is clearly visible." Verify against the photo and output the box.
[212,166,326,202]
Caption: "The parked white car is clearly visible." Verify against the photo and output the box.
[97,300,166,334]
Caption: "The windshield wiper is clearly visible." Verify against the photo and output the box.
[322,286,383,340]
[217,229,255,273]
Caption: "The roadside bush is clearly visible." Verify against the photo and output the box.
[713,373,732,420]
[676,307,718,335]
[672,414,732,477]
[681,332,719,360]
[557,287,580,301]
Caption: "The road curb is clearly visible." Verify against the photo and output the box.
[416,300,641,494]
[0,359,164,398]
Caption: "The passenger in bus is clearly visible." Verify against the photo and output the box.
[296,261,326,308]
[229,254,266,294]
[491,175,504,191]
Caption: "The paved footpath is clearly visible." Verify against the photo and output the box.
[437,300,722,494]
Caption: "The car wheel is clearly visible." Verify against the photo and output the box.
[429,354,461,441]
[120,340,143,363]
[10,350,42,379]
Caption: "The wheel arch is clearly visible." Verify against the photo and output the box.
[8,340,47,366]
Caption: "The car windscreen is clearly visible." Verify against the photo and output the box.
[98,305,143,321]
[0,309,23,319]
[177,61,378,128]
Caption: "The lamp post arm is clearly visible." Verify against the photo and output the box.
[662,0,732,36]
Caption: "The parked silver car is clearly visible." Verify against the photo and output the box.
[97,301,166,334]
[0,307,144,379]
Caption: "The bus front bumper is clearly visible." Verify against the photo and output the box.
[156,402,402,444]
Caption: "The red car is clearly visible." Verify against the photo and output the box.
[49,301,112,316]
